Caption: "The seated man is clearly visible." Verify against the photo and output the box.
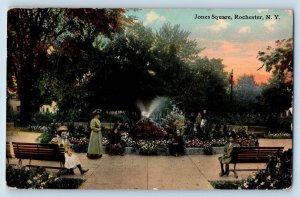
[218,132,240,176]
[50,125,89,175]
[169,130,185,157]
[107,123,125,156]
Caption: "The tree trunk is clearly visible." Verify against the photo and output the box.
[18,77,40,126]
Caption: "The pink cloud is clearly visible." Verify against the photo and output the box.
[264,20,277,32]
[199,40,273,84]
[238,26,251,34]
[207,19,229,32]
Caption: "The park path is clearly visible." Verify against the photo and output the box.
[6,130,292,190]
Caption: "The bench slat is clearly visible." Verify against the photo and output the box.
[10,142,65,169]
[231,146,283,164]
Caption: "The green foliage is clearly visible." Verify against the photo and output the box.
[239,149,292,189]
[258,38,293,79]
[210,181,240,189]
[137,140,168,155]
[181,57,229,112]
[260,83,292,114]
[31,112,57,126]
[162,105,187,134]
[7,8,132,125]
[234,75,262,112]
[203,144,213,155]
[211,150,292,190]
[155,23,200,62]
[207,113,292,132]
[38,21,230,118]
[6,166,85,189]
[36,124,58,143]
[258,39,293,114]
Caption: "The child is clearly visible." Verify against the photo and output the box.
[51,125,89,175]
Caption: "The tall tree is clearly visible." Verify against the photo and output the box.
[85,22,200,112]
[178,57,228,113]
[7,8,131,125]
[257,38,293,113]
[234,75,262,112]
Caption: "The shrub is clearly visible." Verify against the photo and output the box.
[203,143,213,155]
[210,181,240,189]
[6,166,85,189]
[31,112,57,126]
[137,140,168,155]
[36,124,58,143]
[69,137,89,153]
[239,149,292,189]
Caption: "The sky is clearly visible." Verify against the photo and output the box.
[126,9,293,84]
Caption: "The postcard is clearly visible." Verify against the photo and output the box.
[6,8,293,190]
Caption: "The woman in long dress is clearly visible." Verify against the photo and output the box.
[87,109,104,159]
[50,125,89,175]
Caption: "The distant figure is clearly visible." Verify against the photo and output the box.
[169,130,185,157]
[50,126,88,175]
[195,112,202,128]
[87,109,104,159]
[189,112,196,126]
[200,110,207,128]
[108,123,125,156]
[218,132,239,176]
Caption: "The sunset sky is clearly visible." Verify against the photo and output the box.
[127,9,293,84]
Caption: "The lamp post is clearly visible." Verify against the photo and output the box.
[230,69,233,103]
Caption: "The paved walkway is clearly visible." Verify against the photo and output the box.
[6,130,292,190]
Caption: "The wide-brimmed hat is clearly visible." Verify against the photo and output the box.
[92,109,102,115]
[56,125,68,135]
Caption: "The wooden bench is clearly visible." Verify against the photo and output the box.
[11,142,65,170]
[230,146,284,178]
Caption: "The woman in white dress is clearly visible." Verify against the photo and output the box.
[50,125,89,175]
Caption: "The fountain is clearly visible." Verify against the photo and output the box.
[131,97,167,140]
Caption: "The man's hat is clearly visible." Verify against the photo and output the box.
[92,109,102,115]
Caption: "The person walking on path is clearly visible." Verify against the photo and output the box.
[87,109,104,159]
[50,125,89,175]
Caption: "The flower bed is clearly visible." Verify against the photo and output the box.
[185,137,258,148]
[136,140,169,155]
[239,170,291,189]
[6,166,85,189]
[28,123,259,154]
[264,132,292,139]
[69,137,89,152]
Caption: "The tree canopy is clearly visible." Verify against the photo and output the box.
[234,75,262,112]
[257,38,293,113]
[8,9,243,123]
[7,8,132,124]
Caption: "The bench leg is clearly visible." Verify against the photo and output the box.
[233,163,238,178]
[28,159,32,169]
[18,159,22,166]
